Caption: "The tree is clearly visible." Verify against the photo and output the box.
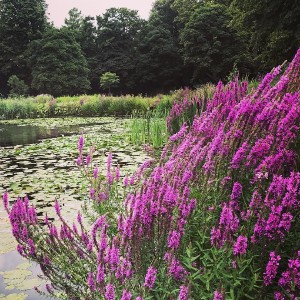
[95,8,145,94]
[7,75,29,97]
[135,0,185,93]
[178,2,245,84]
[64,8,84,34]
[0,0,49,95]
[229,0,300,73]
[99,72,120,94]
[30,28,90,96]
[64,9,98,92]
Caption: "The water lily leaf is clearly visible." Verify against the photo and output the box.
[17,278,42,291]
[0,293,28,300]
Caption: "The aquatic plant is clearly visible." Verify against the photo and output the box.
[4,48,300,299]
[127,110,168,149]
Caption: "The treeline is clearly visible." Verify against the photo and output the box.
[0,0,299,97]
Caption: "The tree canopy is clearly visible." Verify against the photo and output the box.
[30,28,90,96]
[0,0,298,97]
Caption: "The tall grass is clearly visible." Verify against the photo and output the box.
[127,111,168,149]
[0,94,157,119]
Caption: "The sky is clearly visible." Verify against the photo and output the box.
[45,0,154,27]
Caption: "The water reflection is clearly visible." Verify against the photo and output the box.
[0,124,84,147]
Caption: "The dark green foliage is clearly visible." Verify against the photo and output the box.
[30,28,90,96]
[64,9,99,92]
[95,8,145,94]
[229,0,300,73]
[7,75,29,97]
[136,0,185,93]
[179,3,244,83]
[0,0,48,96]
[0,0,298,96]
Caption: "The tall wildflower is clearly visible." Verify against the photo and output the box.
[4,48,300,299]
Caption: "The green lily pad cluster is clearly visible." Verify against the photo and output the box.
[0,117,151,298]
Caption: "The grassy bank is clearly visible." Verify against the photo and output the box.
[0,94,169,120]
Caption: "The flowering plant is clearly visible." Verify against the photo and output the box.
[3,48,300,299]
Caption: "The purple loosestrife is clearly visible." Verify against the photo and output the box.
[96,264,105,283]
[230,182,242,210]
[5,49,300,299]
[121,289,132,300]
[87,272,96,292]
[211,203,239,248]
[105,283,115,300]
[3,191,8,211]
[54,200,61,216]
[230,142,249,169]
[94,167,99,179]
[168,257,187,281]
[213,291,223,300]
[274,291,285,300]
[178,285,189,300]
[233,235,248,256]
[144,266,157,289]
[168,230,181,250]
[169,123,188,142]
[86,154,91,165]
[278,251,300,293]
[264,251,281,286]
[78,135,84,153]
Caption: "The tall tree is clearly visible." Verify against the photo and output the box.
[0,0,48,95]
[230,0,300,72]
[64,8,84,34]
[178,2,245,84]
[95,8,145,94]
[30,28,90,96]
[136,0,184,93]
[64,9,98,92]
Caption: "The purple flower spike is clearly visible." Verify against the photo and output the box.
[144,266,157,289]
[94,167,99,179]
[87,272,95,291]
[121,289,132,300]
[233,235,248,256]
[86,154,91,165]
[213,291,223,300]
[167,230,181,249]
[3,191,8,211]
[105,283,115,300]
[78,135,84,153]
[77,212,82,224]
[123,176,129,187]
[178,285,189,300]
[264,251,281,286]
[54,200,61,216]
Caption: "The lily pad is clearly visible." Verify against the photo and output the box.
[0,293,28,300]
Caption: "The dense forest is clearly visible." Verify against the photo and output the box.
[0,0,299,97]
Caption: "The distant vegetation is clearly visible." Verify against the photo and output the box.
[0,0,299,97]
[0,94,161,119]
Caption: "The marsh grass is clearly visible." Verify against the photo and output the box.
[127,110,169,149]
[0,94,157,119]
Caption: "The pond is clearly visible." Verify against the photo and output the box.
[0,117,150,299]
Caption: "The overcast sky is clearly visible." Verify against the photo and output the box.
[45,0,154,27]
